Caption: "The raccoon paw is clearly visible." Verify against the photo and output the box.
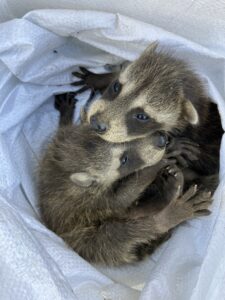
[166,137,200,168]
[71,67,96,101]
[174,185,212,219]
[160,165,184,202]
[157,185,212,231]
[54,93,76,112]
[55,93,77,126]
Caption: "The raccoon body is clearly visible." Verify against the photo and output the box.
[73,43,223,178]
[39,94,169,266]
[39,94,212,266]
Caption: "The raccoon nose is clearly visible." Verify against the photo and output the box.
[90,115,108,133]
[153,131,168,148]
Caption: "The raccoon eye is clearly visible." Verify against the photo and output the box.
[112,80,121,94]
[134,113,150,122]
[120,153,128,166]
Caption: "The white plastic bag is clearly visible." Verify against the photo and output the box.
[0,3,225,300]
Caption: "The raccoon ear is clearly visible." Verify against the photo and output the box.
[70,172,95,187]
[143,42,158,54]
[183,100,199,125]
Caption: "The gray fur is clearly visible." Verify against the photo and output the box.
[38,94,212,266]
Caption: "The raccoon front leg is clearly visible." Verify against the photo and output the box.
[166,136,200,168]
[189,144,220,176]
[128,163,185,216]
[71,67,116,97]
[166,136,217,174]
[113,159,172,210]
[153,165,212,232]
[134,164,212,220]
[54,93,77,126]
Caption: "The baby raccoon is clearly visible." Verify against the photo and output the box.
[39,93,212,266]
[72,43,223,178]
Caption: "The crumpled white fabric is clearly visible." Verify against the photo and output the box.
[0,2,225,300]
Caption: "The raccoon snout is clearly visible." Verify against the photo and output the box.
[153,131,168,148]
[90,115,108,133]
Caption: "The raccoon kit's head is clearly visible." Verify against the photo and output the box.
[45,126,167,189]
[87,43,202,142]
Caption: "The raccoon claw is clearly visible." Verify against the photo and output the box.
[182,184,198,201]
[160,165,184,202]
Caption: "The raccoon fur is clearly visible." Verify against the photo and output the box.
[38,93,212,266]
[72,43,223,180]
